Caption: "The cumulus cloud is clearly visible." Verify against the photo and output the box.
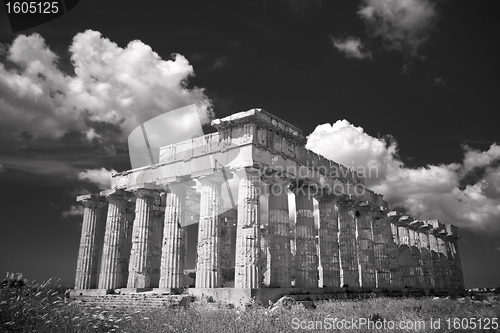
[61,205,84,218]
[78,167,117,190]
[358,0,438,57]
[306,120,399,187]
[331,36,372,60]
[0,30,213,143]
[306,120,500,233]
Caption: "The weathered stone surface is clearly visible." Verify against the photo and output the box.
[75,197,106,289]
[316,194,340,288]
[73,109,465,294]
[234,169,261,288]
[291,183,318,288]
[337,198,359,288]
[355,205,376,288]
[98,190,128,290]
[159,183,188,288]
[127,189,157,288]
[266,177,292,287]
[196,174,224,288]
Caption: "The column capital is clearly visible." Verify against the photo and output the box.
[131,188,159,199]
[77,194,106,209]
[335,194,360,206]
[288,179,318,195]
[100,188,129,200]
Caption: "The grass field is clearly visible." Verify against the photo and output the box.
[2,273,499,332]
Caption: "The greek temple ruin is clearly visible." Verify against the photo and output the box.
[72,109,464,303]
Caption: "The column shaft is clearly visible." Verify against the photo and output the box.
[196,175,224,288]
[98,193,127,289]
[388,223,403,287]
[119,202,135,287]
[373,217,392,288]
[234,170,261,288]
[267,180,291,287]
[75,198,105,289]
[127,189,155,288]
[293,185,318,288]
[317,195,340,288]
[429,233,444,289]
[160,184,187,288]
[419,232,435,288]
[338,200,359,287]
[356,209,376,288]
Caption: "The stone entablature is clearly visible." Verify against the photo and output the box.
[73,109,464,293]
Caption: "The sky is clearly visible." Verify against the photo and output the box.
[0,0,499,289]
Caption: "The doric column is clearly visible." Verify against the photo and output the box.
[196,174,224,288]
[436,233,451,290]
[428,232,443,289]
[355,202,376,288]
[397,224,416,288]
[120,201,135,287]
[337,197,359,288]
[388,220,403,288]
[75,195,105,289]
[444,236,458,290]
[408,228,424,288]
[291,182,318,288]
[265,176,291,287]
[234,169,261,289]
[159,183,188,289]
[446,224,464,290]
[127,189,157,288]
[221,214,234,285]
[316,193,341,288]
[372,211,392,289]
[98,190,128,290]
[418,222,436,288]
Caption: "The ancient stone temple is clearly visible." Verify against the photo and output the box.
[72,109,465,304]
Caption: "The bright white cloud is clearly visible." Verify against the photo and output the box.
[78,167,117,190]
[358,0,438,56]
[331,37,371,60]
[0,30,213,142]
[307,120,500,233]
[306,119,399,187]
[61,205,84,218]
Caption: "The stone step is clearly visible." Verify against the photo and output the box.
[73,294,191,309]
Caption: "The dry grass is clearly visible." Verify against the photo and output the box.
[2,273,499,332]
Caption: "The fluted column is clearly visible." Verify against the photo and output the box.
[98,190,128,289]
[408,228,423,288]
[436,234,451,290]
[291,182,318,288]
[316,194,341,288]
[372,212,391,288]
[234,169,261,288]
[388,222,403,287]
[337,197,359,287]
[355,203,376,288]
[418,225,435,288]
[429,232,443,289]
[120,201,135,287]
[127,189,157,288]
[196,174,224,288]
[221,215,234,285]
[398,224,415,287]
[159,183,188,288]
[75,196,105,289]
[265,176,291,287]
[445,238,458,289]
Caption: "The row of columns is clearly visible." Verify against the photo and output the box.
[75,170,464,291]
